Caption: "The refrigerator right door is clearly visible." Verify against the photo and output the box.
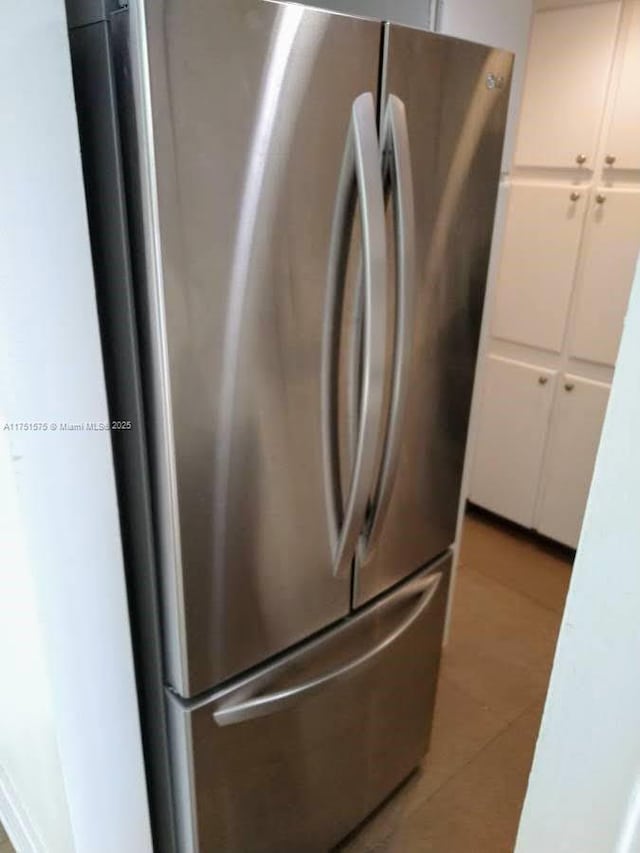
[355,27,512,607]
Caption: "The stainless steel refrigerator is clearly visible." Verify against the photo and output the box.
[66,1,511,850]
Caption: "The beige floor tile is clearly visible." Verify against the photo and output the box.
[418,673,512,799]
[378,701,544,853]
[444,565,560,720]
[460,511,573,613]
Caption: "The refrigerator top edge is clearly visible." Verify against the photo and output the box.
[267,1,516,56]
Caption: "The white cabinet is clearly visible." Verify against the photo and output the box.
[492,184,586,352]
[605,0,640,170]
[571,189,640,366]
[536,376,610,547]
[514,2,620,169]
[469,0,638,548]
[470,356,556,527]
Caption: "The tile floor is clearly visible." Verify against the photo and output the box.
[339,507,573,853]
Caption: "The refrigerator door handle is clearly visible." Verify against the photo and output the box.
[361,94,416,562]
[212,570,443,727]
[322,92,387,579]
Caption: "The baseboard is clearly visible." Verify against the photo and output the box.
[0,766,45,853]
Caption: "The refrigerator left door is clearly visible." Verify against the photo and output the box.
[129,2,382,696]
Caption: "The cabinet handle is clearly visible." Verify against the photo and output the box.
[570,191,581,201]
[595,193,606,205]
[538,376,549,386]
[564,382,575,392]
[605,154,616,166]
[576,153,587,165]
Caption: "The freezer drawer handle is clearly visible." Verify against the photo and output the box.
[360,94,415,563]
[322,92,388,579]
[212,571,443,727]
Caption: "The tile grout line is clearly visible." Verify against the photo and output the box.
[410,695,545,816]
[465,562,570,617]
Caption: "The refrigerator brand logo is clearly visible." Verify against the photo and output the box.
[486,73,505,91]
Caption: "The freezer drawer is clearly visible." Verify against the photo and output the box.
[166,553,451,853]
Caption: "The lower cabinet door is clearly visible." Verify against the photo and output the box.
[166,555,451,853]
[469,355,556,527]
[536,375,610,548]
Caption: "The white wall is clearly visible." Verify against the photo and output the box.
[0,3,153,852]
[307,0,431,26]
[0,427,73,852]
[515,261,640,853]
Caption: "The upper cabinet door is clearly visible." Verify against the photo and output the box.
[536,375,610,549]
[469,355,556,528]
[604,0,640,170]
[492,183,586,352]
[514,2,620,169]
[354,26,512,607]
[571,189,640,367]
[139,3,382,696]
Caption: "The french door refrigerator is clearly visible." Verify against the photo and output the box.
[66,1,512,850]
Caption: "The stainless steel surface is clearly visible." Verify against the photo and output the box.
[323,93,388,580]
[213,570,441,726]
[539,376,549,385]
[576,153,588,164]
[167,554,452,853]
[133,1,381,695]
[355,26,512,606]
[596,193,607,204]
[485,72,506,91]
[360,93,416,563]
[570,191,581,201]
[605,154,616,165]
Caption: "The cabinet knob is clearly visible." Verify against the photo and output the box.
[605,154,616,165]
[565,382,575,392]
[596,193,607,205]
[570,191,581,201]
[576,153,587,165]
[538,376,549,386]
